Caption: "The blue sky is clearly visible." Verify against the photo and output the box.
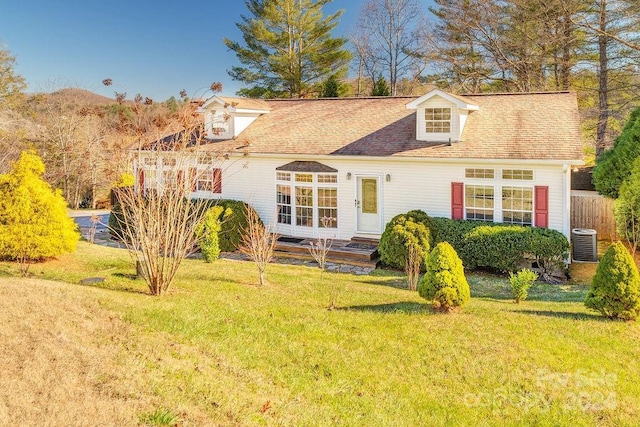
[0,0,434,101]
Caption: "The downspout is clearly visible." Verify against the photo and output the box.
[563,163,572,252]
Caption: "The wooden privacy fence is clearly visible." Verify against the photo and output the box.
[571,191,617,240]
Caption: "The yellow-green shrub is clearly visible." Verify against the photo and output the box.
[0,151,79,274]
[195,205,225,262]
[379,210,433,271]
[418,242,470,311]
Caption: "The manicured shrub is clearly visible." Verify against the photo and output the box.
[463,225,530,272]
[201,199,261,252]
[509,269,538,303]
[418,242,470,311]
[429,217,570,276]
[430,216,484,252]
[195,205,225,262]
[585,242,640,320]
[379,210,433,271]
[528,227,570,274]
[0,151,79,275]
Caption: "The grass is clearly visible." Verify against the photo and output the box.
[1,242,639,426]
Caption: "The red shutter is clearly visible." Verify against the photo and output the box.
[213,168,222,193]
[189,167,197,192]
[138,169,145,194]
[534,186,549,228]
[451,182,464,220]
[177,170,184,191]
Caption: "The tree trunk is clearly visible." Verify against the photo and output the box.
[596,0,609,157]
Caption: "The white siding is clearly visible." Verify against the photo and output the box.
[209,156,570,240]
[233,113,260,137]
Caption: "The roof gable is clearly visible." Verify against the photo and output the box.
[200,95,270,114]
[406,89,479,111]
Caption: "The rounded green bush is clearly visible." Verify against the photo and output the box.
[418,242,470,311]
[585,242,640,320]
[378,210,433,271]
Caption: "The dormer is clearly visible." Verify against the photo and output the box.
[406,89,479,143]
[199,96,270,140]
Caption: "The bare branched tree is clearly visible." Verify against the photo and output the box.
[113,162,209,295]
[308,216,335,280]
[106,81,233,295]
[353,0,428,96]
[405,243,422,292]
[239,206,278,286]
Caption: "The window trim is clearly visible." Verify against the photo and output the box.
[424,107,451,134]
[464,184,495,222]
[501,185,534,226]
[276,171,338,229]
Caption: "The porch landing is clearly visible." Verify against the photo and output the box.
[275,236,379,267]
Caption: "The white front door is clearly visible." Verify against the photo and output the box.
[356,176,381,233]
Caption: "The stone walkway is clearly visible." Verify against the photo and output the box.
[79,220,377,276]
[220,251,376,275]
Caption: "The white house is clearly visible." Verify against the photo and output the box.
[135,88,583,241]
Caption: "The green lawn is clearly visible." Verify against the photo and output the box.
[2,242,639,426]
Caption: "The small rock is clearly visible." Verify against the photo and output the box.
[79,277,105,285]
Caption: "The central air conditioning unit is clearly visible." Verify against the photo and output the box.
[572,228,597,262]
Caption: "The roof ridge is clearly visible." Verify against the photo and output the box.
[462,91,573,96]
[265,96,417,102]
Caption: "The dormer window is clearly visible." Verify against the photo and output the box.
[406,89,479,142]
[425,108,451,133]
[211,110,229,135]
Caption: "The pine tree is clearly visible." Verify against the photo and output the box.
[224,0,351,98]
[593,106,640,198]
[0,151,79,275]
[320,74,340,97]
[372,76,390,96]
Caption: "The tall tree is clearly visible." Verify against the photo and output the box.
[352,0,427,96]
[427,0,584,93]
[0,44,28,171]
[0,44,26,110]
[571,0,640,155]
[224,0,351,98]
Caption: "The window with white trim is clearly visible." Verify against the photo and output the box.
[502,186,533,225]
[197,171,213,192]
[465,185,494,221]
[295,187,313,227]
[317,187,338,227]
[425,108,451,133]
[465,168,494,179]
[276,171,338,228]
[502,169,533,180]
[162,170,178,190]
[144,170,158,194]
[276,185,292,224]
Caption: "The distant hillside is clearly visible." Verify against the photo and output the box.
[45,88,115,106]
